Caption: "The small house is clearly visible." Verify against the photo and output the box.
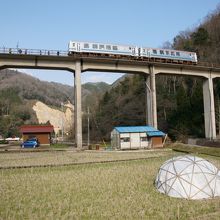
[20,125,54,145]
[111,126,166,150]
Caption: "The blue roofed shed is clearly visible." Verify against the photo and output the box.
[111,126,166,150]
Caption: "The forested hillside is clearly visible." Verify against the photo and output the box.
[92,7,220,142]
[0,69,109,138]
[0,69,74,107]
[173,6,220,64]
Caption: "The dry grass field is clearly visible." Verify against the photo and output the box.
[0,150,220,219]
[0,149,173,168]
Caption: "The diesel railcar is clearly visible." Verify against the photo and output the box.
[68,41,137,56]
[68,41,197,64]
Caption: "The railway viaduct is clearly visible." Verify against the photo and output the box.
[0,48,220,149]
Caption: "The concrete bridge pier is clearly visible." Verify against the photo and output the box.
[74,60,83,149]
[145,75,152,126]
[203,76,216,139]
[145,65,158,129]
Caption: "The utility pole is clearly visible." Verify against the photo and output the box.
[61,102,64,142]
[217,97,220,137]
[87,107,90,147]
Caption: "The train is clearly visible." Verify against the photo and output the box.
[68,41,197,64]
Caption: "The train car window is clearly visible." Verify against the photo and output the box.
[153,49,157,54]
[84,43,89,48]
[171,51,175,56]
[166,51,169,55]
[92,44,98,49]
[176,52,180,56]
[160,50,164,55]
[99,44,105,49]
[113,46,118,50]
[106,45,111,50]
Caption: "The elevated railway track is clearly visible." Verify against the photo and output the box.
[0,47,219,68]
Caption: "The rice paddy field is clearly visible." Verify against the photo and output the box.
[0,149,220,219]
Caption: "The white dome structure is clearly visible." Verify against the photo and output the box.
[155,155,220,200]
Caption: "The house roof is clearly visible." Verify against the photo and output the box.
[114,126,165,137]
[20,125,54,133]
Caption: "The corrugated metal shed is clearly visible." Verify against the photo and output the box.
[114,126,165,137]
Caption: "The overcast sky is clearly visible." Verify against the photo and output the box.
[0,0,219,85]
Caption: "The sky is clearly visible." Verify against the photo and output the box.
[0,0,220,85]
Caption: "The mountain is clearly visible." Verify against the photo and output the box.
[83,82,110,93]
[0,69,74,107]
[82,82,110,109]
[0,69,109,138]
